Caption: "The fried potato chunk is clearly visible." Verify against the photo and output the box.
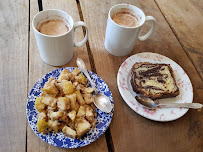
[55,83,64,97]
[48,120,60,133]
[71,67,80,76]
[77,106,86,117]
[41,96,54,106]
[37,119,48,133]
[38,112,47,121]
[58,69,71,82]
[48,111,63,120]
[68,110,76,121]
[66,93,79,111]
[76,118,91,139]
[50,99,57,108]
[61,80,74,95]
[85,105,95,123]
[41,81,59,97]
[81,87,94,94]
[77,73,87,84]
[62,126,77,139]
[76,84,85,91]
[57,97,70,111]
[35,97,46,112]
[83,94,93,104]
[75,90,85,105]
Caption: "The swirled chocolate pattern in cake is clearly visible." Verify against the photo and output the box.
[131,62,179,100]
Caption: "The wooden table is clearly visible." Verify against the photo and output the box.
[1,0,202,151]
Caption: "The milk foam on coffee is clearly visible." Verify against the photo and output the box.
[111,11,138,27]
[38,17,69,36]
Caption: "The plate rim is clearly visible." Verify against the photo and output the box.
[26,67,114,148]
[117,52,193,122]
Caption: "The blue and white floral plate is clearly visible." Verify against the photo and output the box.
[26,67,114,148]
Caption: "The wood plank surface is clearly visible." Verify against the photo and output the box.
[0,0,28,151]
[155,0,203,79]
[27,0,108,151]
[79,0,203,151]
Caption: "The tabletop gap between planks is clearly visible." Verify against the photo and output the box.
[77,0,115,151]
[77,0,97,73]
[38,0,43,11]
[25,1,31,151]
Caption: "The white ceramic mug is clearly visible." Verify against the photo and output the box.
[32,9,88,66]
[104,4,156,56]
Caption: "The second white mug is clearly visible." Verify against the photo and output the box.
[104,4,156,56]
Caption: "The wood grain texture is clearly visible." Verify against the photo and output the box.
[27,0,108,151]
[155,0,203,79]
[79,0,203,151]
[0,0,28,151]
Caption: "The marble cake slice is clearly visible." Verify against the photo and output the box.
[131,62,179,100]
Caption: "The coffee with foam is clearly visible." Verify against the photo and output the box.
[111,11,138,27]
[37,17,70,36]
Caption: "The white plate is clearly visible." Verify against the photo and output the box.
[117,52,193,121]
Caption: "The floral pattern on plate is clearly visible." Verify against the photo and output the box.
[26,67,114,148]
[117,52,193,121]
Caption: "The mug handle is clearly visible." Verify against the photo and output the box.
[73,21,88,47]
[138,16,156,41]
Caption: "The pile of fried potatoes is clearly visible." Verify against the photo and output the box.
[35,68,97,139]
